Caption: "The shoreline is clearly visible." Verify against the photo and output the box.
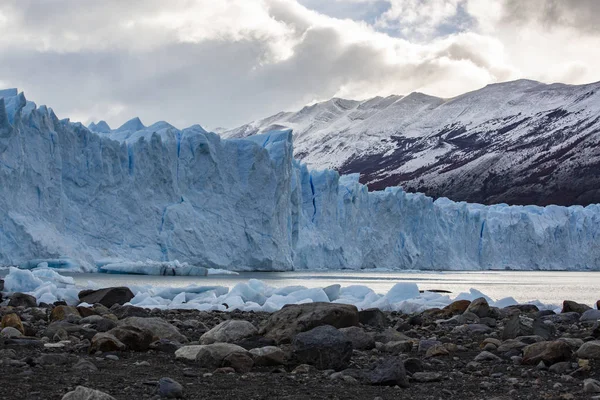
[0,286,599,399]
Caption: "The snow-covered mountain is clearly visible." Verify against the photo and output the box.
[222,80,600,206]
[2,88,600,272]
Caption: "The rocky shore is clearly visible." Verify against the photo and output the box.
[1,285,599,399]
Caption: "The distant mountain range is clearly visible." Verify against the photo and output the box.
[221,79,600,206]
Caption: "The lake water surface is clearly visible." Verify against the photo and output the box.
[63,270,600,306]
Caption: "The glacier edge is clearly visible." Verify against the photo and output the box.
[0,89,599,272]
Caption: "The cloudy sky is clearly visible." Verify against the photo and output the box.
[0,0,599,129]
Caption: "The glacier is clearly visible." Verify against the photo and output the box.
[1,88,600,272]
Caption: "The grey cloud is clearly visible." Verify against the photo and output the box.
[501,0,600,33]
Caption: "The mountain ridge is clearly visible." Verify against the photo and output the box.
[221,79,600,206]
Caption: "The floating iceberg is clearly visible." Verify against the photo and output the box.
[0,268,563,313]
[0,89,599,272]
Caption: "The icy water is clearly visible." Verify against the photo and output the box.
[63,270,600,306]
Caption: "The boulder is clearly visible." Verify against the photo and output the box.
[50,306,81,322]
[502,315,533,340]
[522,341,572,365]
[381,340,413,354]
[293,325,353,371]
[200,320,258,345]
[61,386,116,400]
[562,300,591,314]
[260,302,359,344]
[249,346,285,366]
[580,309,600,322]
[89,333,126,353]
[584,379,600,394]
[1,327,22,338]
[222,351,254,373]
[158,377,183,399]
[373,328,410,344]
[195,343,249,368]
[443,300,471,315]
[593,322,600,339]
[465,297,490,318]
[117,317,187,343]
[367,358,409,387]
[175,345,205,361]
[150,339,182,353]
[358,308,387,328]
[80,316,117,332]
[8,292,37,308]
[339,326,375,350]
[425,344,450,358]
[107,326,153,351]
[45,321,96,340]
[109,305,149,319]
[78,287,134,308]
[576,341,600,359]
[1,313,24,334]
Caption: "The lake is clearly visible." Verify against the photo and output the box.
[62,270,600,306]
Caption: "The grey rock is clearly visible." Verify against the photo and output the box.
[200,320,258,345]
[580,309,600,322]
[412,372,443,382]
[8,292,37,308]
[381,340,413,354]
[260,302,359,344]
[502,315,533,340]
[576,340,600,359]
[117,317,187,343]
[150,339,182,353]
[61,386,115,400]
[222,351,254,373]
[249,346,285,366]
[418,339,442,353]
[374,328,410,344]
[1,327,23,338]
[583,379,600,394]
[35,353,71,366]
[78,287,134,308]
[73,358,98,372]
[339,326,375,350]
[89,333,126,353]
[548,361,571,374]
[194,343,249,368]
[367,358,409,387]
[474,351,502,362]
[293,325,353,371]
[522,341,572,365]
[465,297,490,318]
[158,377,183,398]
[358,308,387,328]
[562,300,591,314]
[107,326,153,351]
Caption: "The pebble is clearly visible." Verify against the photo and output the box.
[158,377,183,399]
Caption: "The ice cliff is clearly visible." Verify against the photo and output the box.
[1,89,599,271]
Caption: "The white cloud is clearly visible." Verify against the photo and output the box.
[0,0,598,129]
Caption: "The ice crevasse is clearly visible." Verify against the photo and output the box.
[0,88,599,272]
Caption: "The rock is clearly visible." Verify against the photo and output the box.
[593,322,600,339]
[107,326,153,351]
[522,341,572,365]
[62,386,116,400]
[403,358,424,374]
[418,339,442,353]
[374,328,410,344]
[505,304,539,314]
[158,377,183,398]
[576,340,600,359]
[117,317,187,343]
[580,309,600,322]
[78,287,134,308]
[77,306,99,318]
[443,300,471,315]
[200,320,258,345]
[558,337,584,350]
[548,361,571,374]
[474,351,502,362]
[465,297,490,318]
[73,358,98,372]
[532,318,555,340]
[543,312,580,324]
[412,372,443,382]
[109,305,149,319]
[45,321,96,340]
[1,313,24,334]
[425,344,449,358]
[35,353,71,366]
[562,300,591,314]
[497,339,527,353]
[260,302,359,344]
[358,308,387,328]
[502,315,533,340]
[195,343,249,368]
[150,339,182,353]
[80,316,117,332]
[291,364,313,374]
[175,345,205,361]
[0,279,3,291]
[8,292,37,308]
[50,306,81,322]
[2,338,43,348]
[381,340,413,354]
[293,325,353,371]
[222,351,254,373]
[249,346,285,366]
[235,335,276,350]
[1,327,23,338]
[584,379,600,394]
[367,358,409,387]
[339,326,375,350]
[89,333,127,353]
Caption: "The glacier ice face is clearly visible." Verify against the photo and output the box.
[0,89,600,272]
